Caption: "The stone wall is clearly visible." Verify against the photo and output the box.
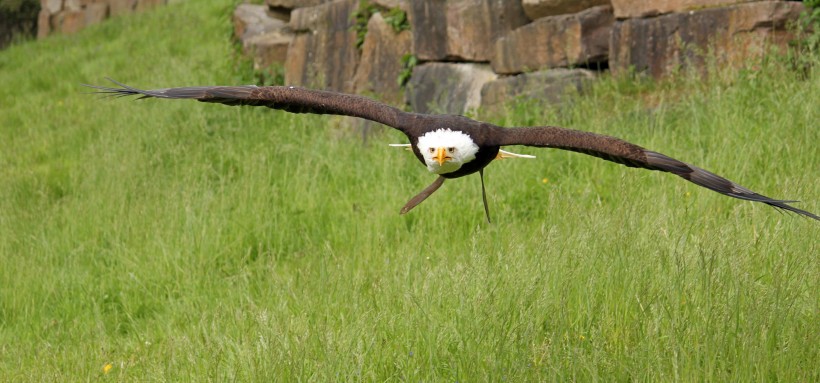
[610,1,805,78]
[236,0,805,117]
[37,0,167,38]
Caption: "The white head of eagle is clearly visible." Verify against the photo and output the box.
[417,128,480,175]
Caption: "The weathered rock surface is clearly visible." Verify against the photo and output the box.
[245,35,292,73]
[233,4,293,70]
[610,1,805,78]
[109,0,139,17]
[135,0,165,12]
[266,0,332,8]
[353,12,413,106]
[480,68,595,114]
[493,5,613,74]
[409,0,529,62]
[612,0,755,19]
[265,0,334,21]
[234,4,273,39]
[285,0,361,92]
[372,0,408,11]
[43,0,62,14]
[407,63,497,115]
[523,0,611,20]
[51,10,84,34]
[38,0,167,38]
[84,3,110,25]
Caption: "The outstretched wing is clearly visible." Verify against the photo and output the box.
[493,126,819,220]
[83,78,410,134]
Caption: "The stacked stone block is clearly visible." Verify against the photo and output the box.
[234,0,806,116]
[38,0,167,38]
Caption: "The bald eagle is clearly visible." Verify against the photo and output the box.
[85,79,819,223]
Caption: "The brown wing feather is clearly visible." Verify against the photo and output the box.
[494,126,819,220]
[83,79,409,134]
[492,126,649,167]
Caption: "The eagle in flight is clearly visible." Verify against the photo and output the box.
[85,79,819,223]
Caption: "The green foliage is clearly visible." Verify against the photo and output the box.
[383,7,409,33]
[1,0,818,381]
[397,53,417,87]
[350,0,378,49]
[230,43,285,86]
[0,0,39,46]
[351,1,410,49]
[232,54,286,86]
[0,0,37,12]
[790,0,820,69]
[801,0,820,45]
[806,0,820,9]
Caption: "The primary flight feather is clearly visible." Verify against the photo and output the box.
[84,79,819,222]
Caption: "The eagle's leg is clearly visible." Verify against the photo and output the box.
[480,169,491,224]
[400,176,446,215]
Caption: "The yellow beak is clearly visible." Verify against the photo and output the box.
[434,147,450,165]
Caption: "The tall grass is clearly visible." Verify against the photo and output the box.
[0,0,818,380]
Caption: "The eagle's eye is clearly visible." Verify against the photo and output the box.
[428,147,435,153]
[447,147,455,153]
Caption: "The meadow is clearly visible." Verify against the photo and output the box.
[0,0,818,380]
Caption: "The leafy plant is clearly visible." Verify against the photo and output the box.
[351,1,410,49]
[0,0,38,12]
[397,53,417,87]
[788,0,820,76]
[255,63,285,86]
[351,0,378,49]
[383,7,409,33]
[229,37,284,86]
[0,0,39,47]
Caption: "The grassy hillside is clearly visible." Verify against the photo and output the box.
[0,0,817,380]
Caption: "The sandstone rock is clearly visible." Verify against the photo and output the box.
[58,10,85,34]
[410,0,529,62]
[37,0,168,38]
[266,0,331,8]
[135,0,166,12]
[265,0,333,22]
[43,0,63,14]
[233,4,285,41]
[612,0,755,19]
[406,63,497,115]
[480,68,595,115]
[265,7,290,22]
[233,4,293,70]
[285,0,361,92]
[610,1,805,78]
[523,0,611,20]
[37,9,52,39]
[110,0,138,17]
[353,12,413,106]
[84,3,109,26]
[371,0,408,11]
[493,5,613,74]
[247,33,293,71]
[64,0,82,12]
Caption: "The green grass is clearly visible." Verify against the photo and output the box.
[1,0,818,380]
